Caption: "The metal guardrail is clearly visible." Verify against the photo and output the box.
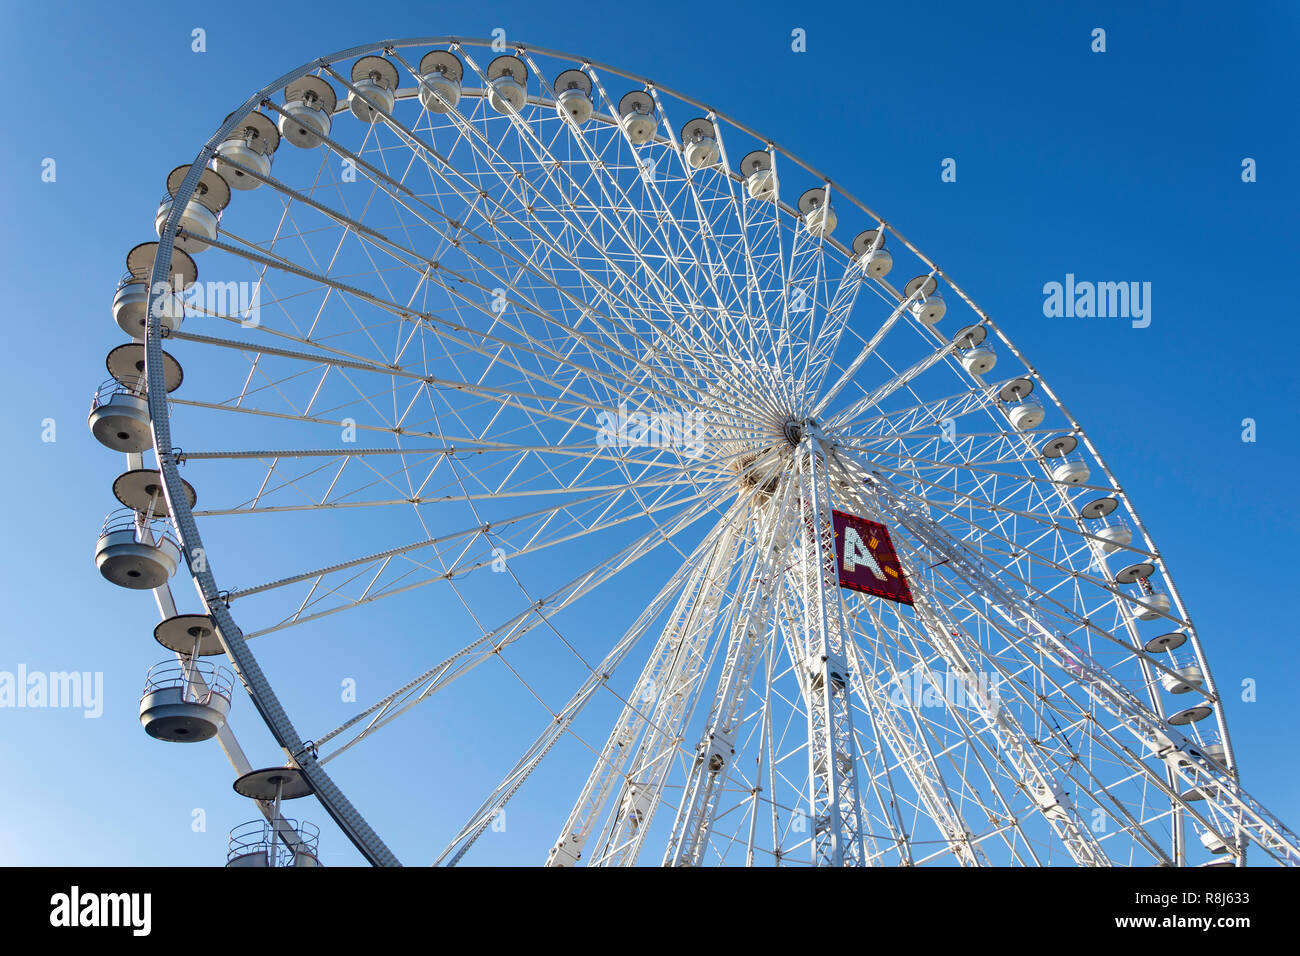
[98,507,178,543]
[89,377,144,412]
[227,818,320,866]
[142,659,234,706]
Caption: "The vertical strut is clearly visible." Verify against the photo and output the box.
[662,474,797,866]
[794,428,867,866]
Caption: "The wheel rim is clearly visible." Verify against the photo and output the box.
[131,37,1296,867]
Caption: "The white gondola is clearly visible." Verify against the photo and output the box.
[417,50,463,113]
[112,276,175,338]
[347,56,398,122]
[113,242,197,339]
[487,55,528,114]
[953,325,996,374]
[1133,587,1172,621]
[1160,665,1205,694]
[139,659,233,742]
[553,69,593,125]
[1002,380,1044,430]
[1093,520,1132,553]
[1082,498,1134,554]
[740,150,775,200]
[851,229,893,278]
[681,118,718,169]
[228,767,320,867]
[94,508,182,590]
[154,166,230,253]
[618,91,656,145]
[1050,455,1090,485]
[212,111,280,189]
[904,275,945,324]
[88,379,151,453]
[279,76,337,148]
[1004,392,1043,430]
[798,187,836,239]
[959,344,995,374]
[914,294,946,323]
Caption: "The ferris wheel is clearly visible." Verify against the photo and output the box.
[89,36,1300,867]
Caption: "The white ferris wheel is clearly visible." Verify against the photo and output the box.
[89,36,1299,867]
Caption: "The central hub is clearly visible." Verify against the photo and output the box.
[783,417,818,447]
[729,415,820,502]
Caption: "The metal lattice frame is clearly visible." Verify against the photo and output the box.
[132,36,1300,867]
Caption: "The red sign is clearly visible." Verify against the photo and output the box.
[831,510,914,605]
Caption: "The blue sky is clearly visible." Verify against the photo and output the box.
[1,0,1297,865]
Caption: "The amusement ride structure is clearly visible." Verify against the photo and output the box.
[89,37,1299,867]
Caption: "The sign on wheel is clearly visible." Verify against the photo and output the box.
[831,510,914,606]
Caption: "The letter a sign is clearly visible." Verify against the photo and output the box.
[831,510,914,605]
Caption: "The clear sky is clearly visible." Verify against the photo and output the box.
[1,0,1297,865]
